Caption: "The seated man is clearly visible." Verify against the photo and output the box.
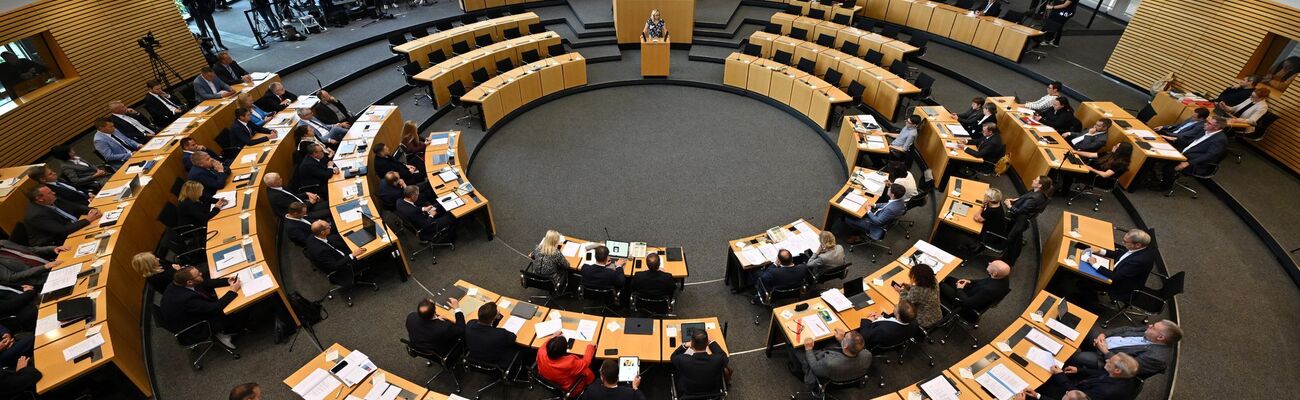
[296,143,339,192]
[283,202,341,247]
[264,172,330,221]
[1031,353,1142,400]
[857,300,919,351]
[939,260,1011,320]
[1023,81,1064,114]
[313,90,354,124]
[1069,320,1180,379]
[229,108,274,149]
[580,245,627,290]
[1153,116,1227,190]
[793,328,870,392]
[159,266,242,349]
[92,118,141,170]
[256,82,297,113]
[1086,229,1154,304]
[27,166,89,212]
[757,249,807,294]
[372,143,422,184]
[377,171,407,207]
[464,302,519,372]
[394,185,456,242]
[297,108,350,144]
[193,67,233,101]
[536,332,597,395]
[584,359,646,399]
[406,297,465,356]
[303,221,366,288]
[0,323,33,369]
[21,187,100,247]
[0,353,39,394]
[1154,107,1208,143]
[186,151,228,199]
[630,253,676,300]
[143,79,186,125]
[1063,118,1110,155]
[963,123,1006,169]
[670,330,730,396]
[0,239,61,287]
[842,184,907,242]
[108,100,157,143]
[181,138,225,170]
[212,51,250,85]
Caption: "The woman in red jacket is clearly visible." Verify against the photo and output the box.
[537,332,597,397]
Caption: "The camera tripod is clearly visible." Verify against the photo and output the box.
[142,46,183,88]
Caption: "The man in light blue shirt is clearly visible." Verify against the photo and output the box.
[1067,320,1181,378]
[91,118,141,170]
[880,115,920,168]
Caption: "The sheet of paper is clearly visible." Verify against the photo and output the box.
[919,375,960,400]
[975,370,1016,400]
[1026,346,1064,371]
[1045,318,1080,341]
[377,385,402,400]
[576,319,599,341]
[430,137,450,146]
[41,265,81,294]
[606,320,621,332]
[560,241,581,257]
[212,191,237,210]
[438,170,458,182]
[238,265,274,296]
[340,208,364,223]
[61,333,105,361]
[838,196,864,211]
[362,380,390,400]
[337,350,377,386]
[757,243,779,263]
[820,289,853,312]
[799,315,830,338]
[945,124,969,137]
[740,248,765,265]
[913,240,957,264]
[534,319,562,337]
[35,314,60,335]
[292,368,342,400]
[215,249,247,272]
[501,316,527,334]
[844,191,870,207]
[74,241,99,258]
[984,364,1030,400]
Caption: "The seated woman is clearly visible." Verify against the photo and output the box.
[132,252,188,294]
[529,230,571,285]
[400,121,429,161]
[893,266,941,327]
[536,332,596,396]
[799,231,845,277]
[236,92,271,127]
[959,188,1008,255]
[177,180,225,228]
[1063,118,1111,155]
[1033,96,1078,133]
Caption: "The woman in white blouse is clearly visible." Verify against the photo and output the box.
[1221,87,1270,134]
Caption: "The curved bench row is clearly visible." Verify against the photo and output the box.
[414,31,565,108]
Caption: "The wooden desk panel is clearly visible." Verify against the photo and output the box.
[949,13,980,44]
[1020,291,1098,349]
[596,318,663,361]
[661,317,729,353]
[769,298,849,349]
[933,177,990,238]
[724,53,755,88]
[928,5,958,37]
[906,0,936,30]
[972,18,1004,53]
[992,318,1075,382]
[947,346,1044,399]
[885,0,913,25]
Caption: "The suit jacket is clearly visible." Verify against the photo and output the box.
[759,264,808,291]
[283,217,313,247]
[268,187,312,217]
[1065,131,1108,153]
[1175,131,1226,175]
[1009,191,1048,216]
[857,318,916,350]
[1039,107,1079,133]
[1096,247,1154,301]
[110,113,157,143]
[1044,372,1139,400]
[670,342,729,395]
[45,181,89,207]
[177,198,218,228]
[212,61,249,85]
[143,92,184,125]
[375,155,418,184]
[159,280,234,333]
[0,241,56,285]
[396,199,437,231]
[93,131,141,167]
[193,75,232,100]
[1160,119,1204,142]
[0,363,41,394]
[187,167,228,199]
[465,319,518,370]
[1214,86,1253,105]
[229,120,271,148]
[406,310,465,355]
[956,107,983,127]
[182,149,224,171]
[971,0,1001,16]
[59,159,105,192]
[22,204,90,246]
[304,236,353,273]
[296,157,335,191]
[378,183,404,209]
[630,269,676,299]
[256,90,298,113]
[964,133,1005,164]
[313,98,353,125]
[580,263,625,289]
[964,113,996,133]
[863,199,906,240]
[952,277,1010,316]
[1094,326,1171,377]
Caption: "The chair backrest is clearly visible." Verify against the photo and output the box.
[547,44,565,57]
[840,41,860,56]
[387,33,408,46]
[881,25,900,39]
[487,10,506,19]
[428,49,448,64]
[9,223,29,246]
[784,4,801,14]
[475,34,493,47]
[159,201,180,227]
[764,21,782,34]
[954,0,975,8]
[1155,271,1185,300]
[496,58,514,73]
[847,81,866,100]
[765,283,805,306]
[889,60,909,76]
[580,284,618,301]
[774,50,793,65]
[503,27,521,39]
[529,363,570,394]
[796,58,816,74]
[402,61,422,77]
[905,190,927,210]
[528,23,546,34]
[460,14,479,25]
[435,21,455,31]
[743,43,762,56]
[1001,10,1026,24]
[790,27,809,40]
[471,67,489,83]
[832,13,851,25]
[808,8,825,19]
[410,27,430,38]
[914,73,935,96]
[520,266,558,292]
[448,81,467,101]
[853,19,876,32]
[907,35,928,50]
[865,50,884,65]
[816,34,835,47]
[824,68,843,87]
[631,293,673,315]
[1252,112,1279,139]
[452,40,470,54]
[215,128,233,149]
[813,262,851,283]
[521,49,540,64]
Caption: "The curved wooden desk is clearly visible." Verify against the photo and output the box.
[394,13,541,69]
[822,166,889,230]
[551,234,689,283]
[742,31,917,120]
[769,13,919,67]
[723,219,823,292]
[982,97,1089,189]
[860,0,1044,62]
[723,52,852,128]
[836,114,892,174]
[0,164,42,233]
[913,105,982,183]
[421,131,496,239]
[325,105,414,276]
[1075,101,1187,190]
[462,53,588,129]
[413,31,563,107]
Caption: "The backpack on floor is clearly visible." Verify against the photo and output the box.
[288,291,328,326]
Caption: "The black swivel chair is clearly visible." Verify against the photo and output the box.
[807,8,826,20]
[784,4,802,15]
[461,351,521,399]
[670,370,728,400]
[447,81,479,127]
[402,62,433,106]
[547,43,566,57]
[528,23,546,35]
[954,0,975,9]
[1103,271,1184,328]
[521,49,541,64]
[400,338,463,391]
[764,21,783,34]
[840,41,860,57]
[932,295,1004,348]
[475,34,493,48]
[154,304,240,370]
[824,68,844,88]
[495,58,515,74]
[1068,174,1119,212]
[774,50,794,66]
[471,67,490,86]
[410,26,430,38]
[520,262,566,306]
[790,27,809,40]
[807,262,852,286]
[393,212,454,263]
[751,273,807,324]
[387,32,409,52]
[528,363,583,399]
[1165,152,1227,199]
[846,81,867,109]
[434,21,455,32]
[742,43,763,57]
[460,14,480,25]
[579,283,622,316]
[831,13,851,25]
[451,40,472,56]
[853,19,876,32]
[864,50,884,66]
[816,34,836,47]
[880,25,901,39]
[427,49,448,65]
[487,10,506,19]
[791,369,871,399]
[503,27,522,39]
[796,58,816,74]
[629,291,676,318]
[888,59,909,77]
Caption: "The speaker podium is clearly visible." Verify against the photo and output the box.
[641,36,670,77]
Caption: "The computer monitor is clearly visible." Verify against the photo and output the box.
[605,240,629,258]
[345,216,379,247]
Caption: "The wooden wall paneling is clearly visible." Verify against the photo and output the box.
[0,0,208,168]
[613,0,696,44]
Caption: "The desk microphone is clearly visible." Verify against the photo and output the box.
[305,69,325,94]
[604,227,611,242]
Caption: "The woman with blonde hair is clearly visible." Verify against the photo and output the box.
[177,180,224,227]
[800,231,844,276]
[133,252,185,293]
[236,92,270,127]
[400,121,429,160]
[529,230,571,285]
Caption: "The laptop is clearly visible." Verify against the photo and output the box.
[605,240,630,258]
[625,318,655,335]
[679,322,707,344]
[345,216,379,247]
[437,285,468,309]
[511,302,539,319]
[119,175,142,199]
[841,277,874,308]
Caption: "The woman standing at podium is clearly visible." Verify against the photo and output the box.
[643,9,668,40]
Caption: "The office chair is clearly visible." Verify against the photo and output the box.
[630,292,676,318]
[1165,152,1226,198]
[528,23,546,35]
[1068,174,1119,212]
[528,362,583,399]
[474,34,493,48]
[807,262,852,286]
[784,4,802,15]
[1135,103,1157,123]
[447,81,479,128]
[906,72,936,110]
[1103,271,1184,328]
[1233,112,1278,163]
[751,276,806,324]
[742,43,763,57]
[451,40,471,56]
[387,32,409,53]
[486,9,506,19]
[840,41,860,57]
[853,19,876,32]
[670,370,728,400]
[774,50,794,66]
[471,67,490,86]
[845,218,899,263]
[495,58,515,75]
[400,338,463,390]
[307,247,378,307]
[764,21,783,34]
[394,215,454,263]
[459,14,480,25]
[461,351,520,398]
[831,13,851,25]
[790,27,809,40]
[547,43,566,57]
[888,59,909,78]
[509,5,526,14]
[521,49,540,64]
[579,284,622,316]
[434,21,455,32]
[520,264,566,306]
[427,49,448,65]
[503,27,521,39]
[880,25,901,39]
[796,58,817,75]
[905,35,928,62]
[898,187,930,239]
[791,369,870,399]
[807,8,825,20]
[402,62,433,106]
[845,81,867,110]
[816,34,836,48]
[823,68,844,88]
[410,26,430,38]
[213,128,240,158]
[864,50,884,66]
[154,304,239,370]
[932,295,1003,348]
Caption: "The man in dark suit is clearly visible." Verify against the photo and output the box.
[264,172,331,221]
[964,123,1006,166]
[108,100,157,143]
[180,138,225,171]
[21,187,100,247]
[0,239,60,288]
[1030,353,1142,400]
[255,82,297,112]
[757,249,807,294]
[1062,118,1110,154]
[669,330,729,396]
[1087,229,1155,303]
[580,245,627,290]
[212,52,250,85]
[939,260,1011,320]
[313,90,354,125]
[377,172,408,208]
[0,352,39,393]
[464,302,519,372]
[406,297,465,356]
[1068,320,1180,379]
[970,0,1001,16]
[1154,116,1227,190]
[394,186,455,242]
[26,166,89,213]
[373,143,423,184]
[186,151,228,199]
[296,143,338,193]
[282,202,340,248]
[143,79,185,126]
[857,300,919,350]
[303,221,366,288]
[230,107,273,149]
[159,266,241,349]
[630,253,676,299]
[1155,107,1208,143]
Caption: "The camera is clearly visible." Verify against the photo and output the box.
[137,32,162,51]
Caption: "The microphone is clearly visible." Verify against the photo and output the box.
[604,227,611,242]
[305,69,324,93]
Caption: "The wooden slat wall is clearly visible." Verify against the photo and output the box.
[0,0,207,167]
[1104,0,1300,173]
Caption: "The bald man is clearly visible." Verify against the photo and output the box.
[940,260,1011,320]
[1028,353,1142,400]
[108,100,157,143]
[263,172,330,221]
[303,220,365,288]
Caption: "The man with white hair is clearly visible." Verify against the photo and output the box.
[1087,229,1155,303]
[1070,320,1181,378]
[108,100,157,143]
[263,172,331,221]
[255,82,297,112]
[296,108,349,144]
[1023,353,1142,400]
[939,260,1011,320]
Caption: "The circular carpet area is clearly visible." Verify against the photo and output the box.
[471,84,846,279]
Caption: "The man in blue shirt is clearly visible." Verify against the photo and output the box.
[91,119,141,170]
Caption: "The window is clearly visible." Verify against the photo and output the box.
[1245,34,1300,94]
[0,33,71,113]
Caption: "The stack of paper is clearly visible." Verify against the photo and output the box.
[740,248,766,266]
[62,333,106,361]
[919,376,960,400]
[945,124,969,137]
[213,191,238,210]
[1026,346,1064,371]
[75,241,100,258]
[838,193,865,211]
[1045,319,1080,341]
[336,351,378,386]
[975,364,1030,400]
[502,316,527,334]
[864,135,886,149]
[141,137,171,152]
[292,369,342,400]
[799,315,830,338]
[237,265,274,296]
[437,194,466,211]
[41,265,80,294]
[215,249,248,272]
[534,318,562,337]
[820,289,853,312]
